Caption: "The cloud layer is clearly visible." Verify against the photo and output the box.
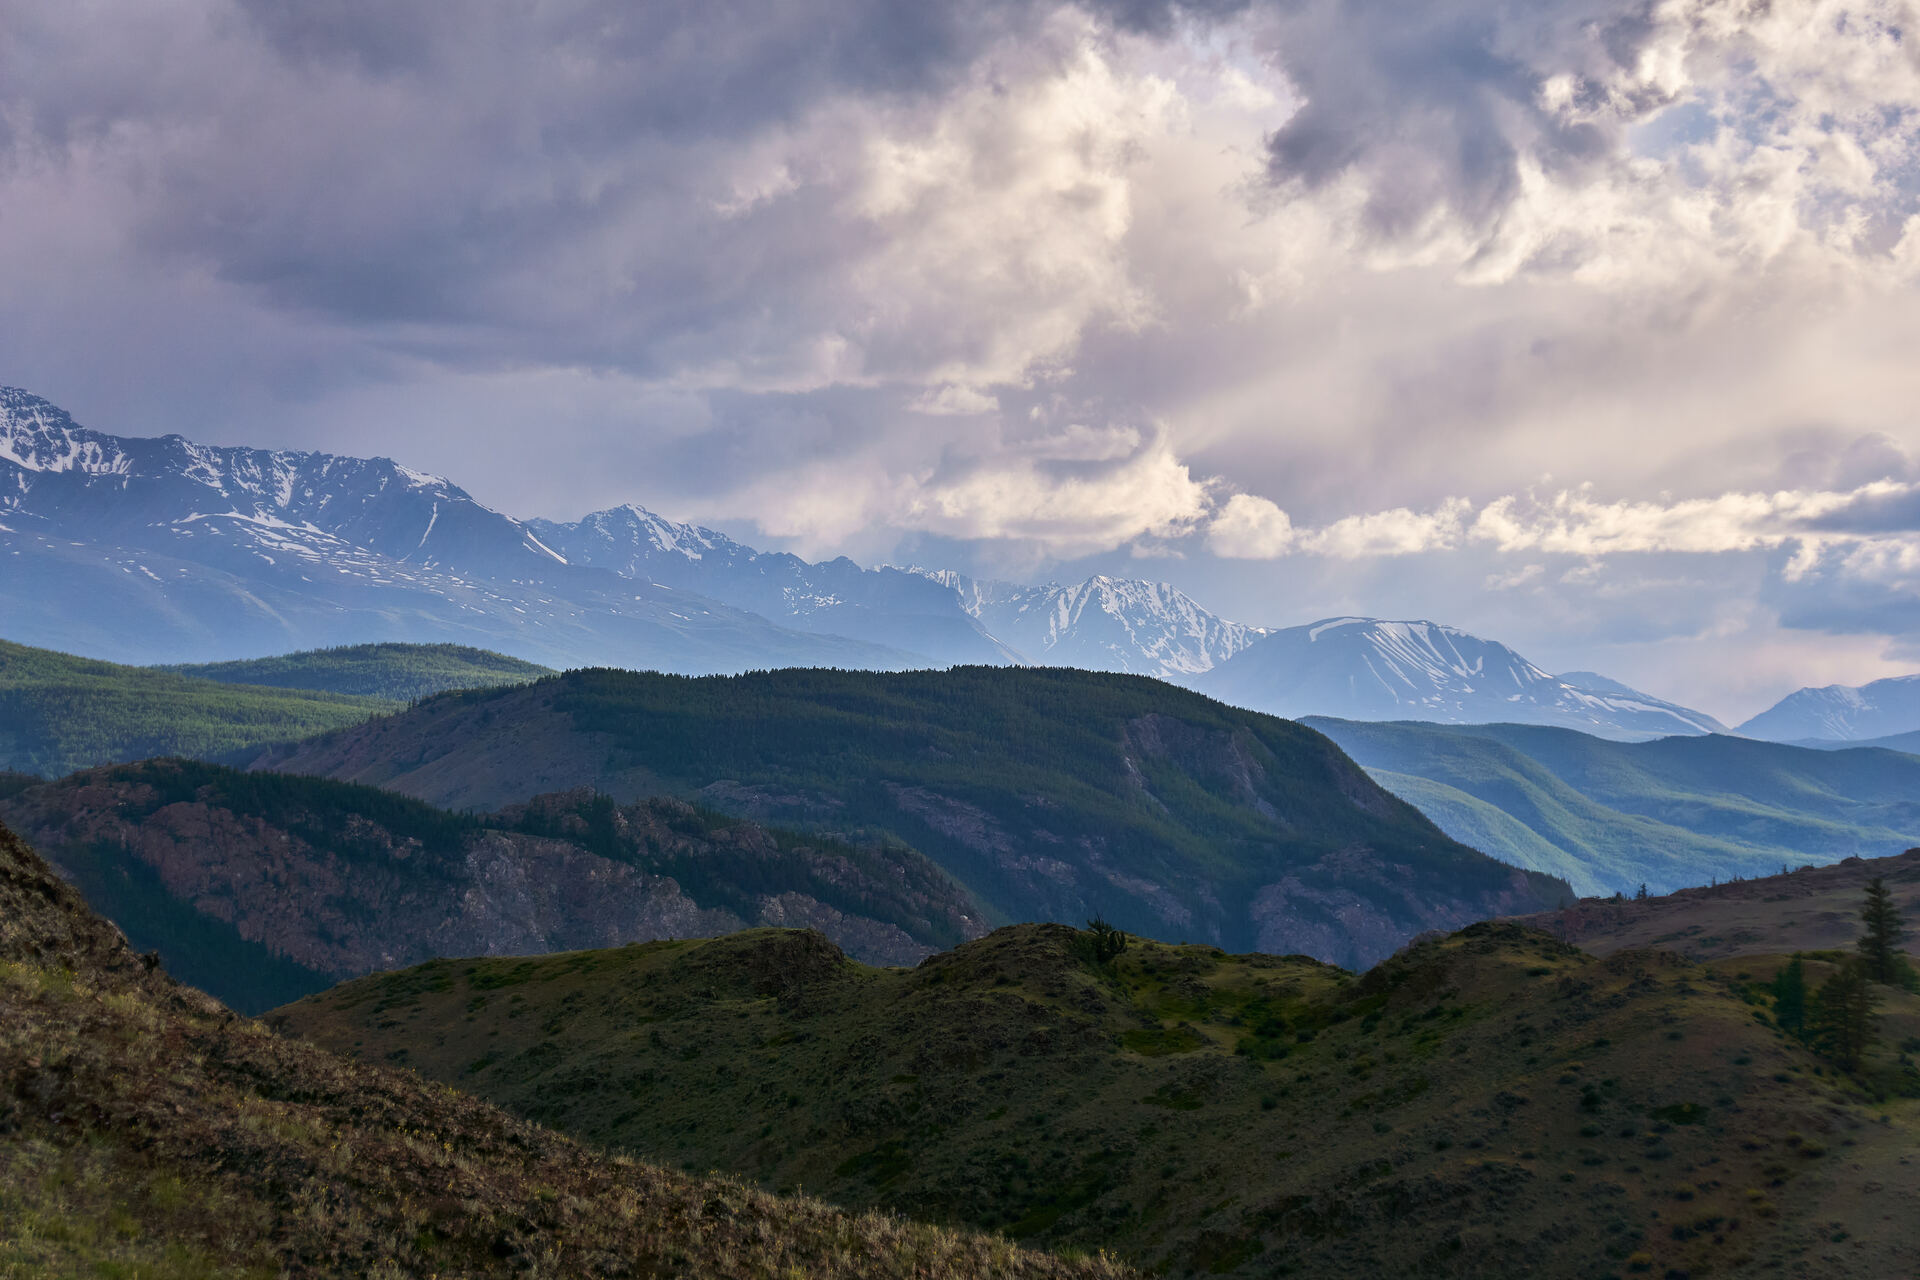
[4,0,1920,711]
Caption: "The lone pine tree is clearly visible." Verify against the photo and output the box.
[1771,955,1807,1037]
[1810,959,1877,1072]
[1858,876,1906,985]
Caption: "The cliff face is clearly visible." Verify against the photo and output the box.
[0,762,985,1011]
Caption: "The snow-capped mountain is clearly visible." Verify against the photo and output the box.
[527,505,1018,667]
[0,388,916,672]
[1198,618,1729,740]
[909,570,1267,680]
[1738,674,1920,743]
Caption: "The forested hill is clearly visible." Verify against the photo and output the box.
[159,642,553,702]
[0,637,389,778]
[248,665,1570,966]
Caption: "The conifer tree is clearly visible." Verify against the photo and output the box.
[1858,876,1905,985]
[1771,955,1806,1036]
[1809,959,1876,1071]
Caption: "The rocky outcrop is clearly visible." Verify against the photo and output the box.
[0,763,988,1010]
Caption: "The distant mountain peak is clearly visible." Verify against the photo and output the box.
[1740,672,1920,742]
[899,567,1269,679]
[1203,616,1728,740]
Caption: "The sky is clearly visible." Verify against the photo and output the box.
[5,0,1920,721]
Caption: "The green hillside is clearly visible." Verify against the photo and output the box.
[0,818,1126,1280]
[254,666,1570,964]
[161,641,553,701]
[1309,718,1920,896]
[278,919,1920,1278]
[0,637,392,778]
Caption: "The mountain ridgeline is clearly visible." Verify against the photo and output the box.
[0,760,985,1012]
[245,665,1570,967]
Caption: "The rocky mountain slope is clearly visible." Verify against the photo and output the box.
[912,569,1267,679]
[160,641,553,701]
[278,917,1920,1278]
[1740,673,1920,743]
[530,504,1019,667]
[1313,718,1920,897]
[0,636,390,778]
[0,386,915,672]
[0,816,1127,1280]
[1201,617,1728,739]
[0,760,982,1011]
[1505,847,1920,962]
[245,666,1570,967]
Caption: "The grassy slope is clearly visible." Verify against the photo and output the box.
[0,638,391,778]
[1505,848,1920,962]
[1310,718,1920,896]
[254,666,1570,959]
[280,922,1920,1279]
[0,818,1128,1280]
[160,642,553,702]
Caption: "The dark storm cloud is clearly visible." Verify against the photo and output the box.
[1260,0,1659,238]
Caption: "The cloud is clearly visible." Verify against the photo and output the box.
[6,0,1920,702]
[1207,492,1294,557]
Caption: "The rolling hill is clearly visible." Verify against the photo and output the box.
[0,760,985,1011]
[277,914,1920,1278]
[1309,718,1920,897]
[159,641,553,701]
[0,636,391,778]
[244,665,1570,967]
[0,816,1126,1280]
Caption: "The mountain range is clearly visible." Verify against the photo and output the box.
[6,385,1750,740]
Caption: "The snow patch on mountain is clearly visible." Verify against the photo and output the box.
[1201,617,1728,740]
[903,569,1267,679]
[1738,674,1920,742]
